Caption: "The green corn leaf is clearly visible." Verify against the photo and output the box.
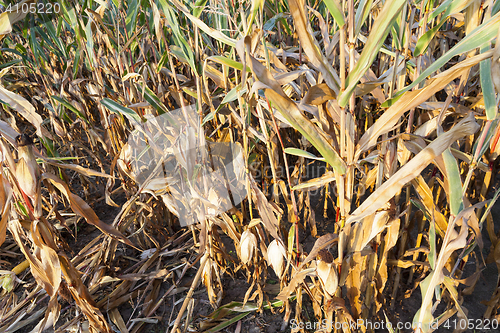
[339,0,406,107]
[442,149,463,216]
[494,0,500,15]
[101,98,143,125]
[355,0,373,37]
[158,0,198,75]
[137,84,168,114]
[125,0,139,37]
[208,56,251,72]
[323,0,345,27]
[428,209,437,270]
[480,43,497,120]
[207,312,251,333]
[193,0,208,18]
[385,12,500,106]
[246,0,264,35]
[51,96,89,124]
[85,19,96,70]
[414,20,446,57]
[414,0,476,57]
[284,148,326,161]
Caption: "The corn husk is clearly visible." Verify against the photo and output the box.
[316,250,338,296]
[266,239,287,279]
[239,230,257,265]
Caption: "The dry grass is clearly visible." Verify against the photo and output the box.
[0,0,500,332]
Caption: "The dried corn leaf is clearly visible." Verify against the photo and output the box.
[59,254,112,333]
[0,171,12,246]
[411,176,449,235]
[348,114,479,225]
[300,233,338,270]
[0,119,19,144]
[251,179,281,241]
[276,268,315,301]
[42,173,136,249]
[413,201,486,331]
[303,83,337,105]
[288,0,340,94]
[0,84,50,139]
[38,157,113,179]
[356,52,492,159]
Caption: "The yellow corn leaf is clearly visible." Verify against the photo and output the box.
[265,89,346,174]
[411,176,449,235]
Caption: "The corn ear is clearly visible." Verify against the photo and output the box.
[239,230,257,265]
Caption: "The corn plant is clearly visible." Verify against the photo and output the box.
[0,0,499,332]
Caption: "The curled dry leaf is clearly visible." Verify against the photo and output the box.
[413,202,487,331]
[0,84,50,139]
[303,83,337,105]
[277,268,316,301]
[59,254,112,333]
[42,173,137,249]
[8,219,61,328]
[300,233,338,270]
[251,178,281,241]
[239,229,257,265]
[202,254,221,306]
[345,202,393,254]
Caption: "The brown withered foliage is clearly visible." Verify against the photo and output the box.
[0,0,500,333]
